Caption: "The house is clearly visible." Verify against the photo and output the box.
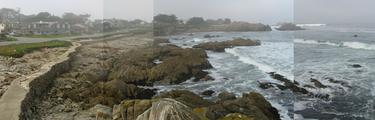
[26,21,71,35]
[0,23,5,33]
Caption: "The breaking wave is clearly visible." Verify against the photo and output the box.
[294,39,375,50]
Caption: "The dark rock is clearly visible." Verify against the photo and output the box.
[276,23,304,31]
[201,90,215,96]
[268,72,310,94]
[153,38,170,45]
[193,38,260,52]
[258,82,274,89]
[353,34,358,37]
[351,64,362,68]
[310,78,327,88]
[218,91,236,101]
[206,92,281,120]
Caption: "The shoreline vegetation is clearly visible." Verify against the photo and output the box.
[0,40,71,58]
[0,34,17,42]
[23,30,283,120]
[153,14,272,36]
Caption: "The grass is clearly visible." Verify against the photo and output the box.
[0,40,72,58]
[21,33,81,38]
[0,34,17,41]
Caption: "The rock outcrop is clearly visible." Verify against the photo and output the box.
[109,45,213,85]
[206,92,281,120]
[112,99,152,120]
[193,38,261,52]
[276,23,304,31]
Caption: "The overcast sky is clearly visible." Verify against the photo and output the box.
[295,0,375,24]
[0,0,153,21]
[1,0,374,24]
[155,0,293,24]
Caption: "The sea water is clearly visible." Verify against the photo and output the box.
[154,24,375,120]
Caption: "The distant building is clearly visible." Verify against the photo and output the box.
[0,23,5,33]
[26,21,71,35]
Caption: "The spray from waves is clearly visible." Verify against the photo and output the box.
[294,39,375,50]
[225,48,294,80]
[297,24,326,27]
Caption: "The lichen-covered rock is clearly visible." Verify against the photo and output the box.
[154,90,213,108]
[112,99,152,120]
[219,113,254,120]
[89,104,112,120]
[218,91,236,101]
[206,92,281,120]
[136,98,200,120]
[193,38,260,52]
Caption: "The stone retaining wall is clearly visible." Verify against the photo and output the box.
[0,42,80,120]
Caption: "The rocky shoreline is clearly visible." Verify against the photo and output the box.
[27,33,283,120]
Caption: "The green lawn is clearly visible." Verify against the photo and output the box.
[21,34,81,38]
[0,40,72,58]
[0,35,17,41]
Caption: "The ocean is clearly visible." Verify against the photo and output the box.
[154,24,375,120]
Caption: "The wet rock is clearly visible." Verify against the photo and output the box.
[155,90,213,108]
[193,38,260,52]
[218,91,237,101]
[153,38,170,45]
[268,72,309,94]
[351,64,362,68]
[112,99,152,120]
[204,34,220,38]
[310,78,327,88]
[258,82,275,89]
[353,34,358,37]
[137,98,200,120]
[201,90,215,96]
[206,92,281,120]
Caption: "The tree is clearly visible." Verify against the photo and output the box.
[186,17,207,27]
[224,18,231,24]
[62,12,90,24]
[153,14,178,24]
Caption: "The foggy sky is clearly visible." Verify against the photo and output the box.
[295,0,375,24]
[0,0,154,21]
[154,0,294,24]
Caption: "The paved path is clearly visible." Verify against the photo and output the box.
[0,42,80,120]
[0,30,129,46]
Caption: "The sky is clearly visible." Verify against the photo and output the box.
[154,0,294,24]
[0,0,154,21]
[295,0,375,24]
[1,0,374,24]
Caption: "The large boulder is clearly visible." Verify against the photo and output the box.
[136,98,200,120]
[219,113,254,120]
[206,92,281,120]
[89,104,112,120]
[193,38,261,52]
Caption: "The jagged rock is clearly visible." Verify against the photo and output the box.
[276,23,304,31]
[259,82,275,89]
[201,90,215,96]
[204,34,220,38]
[109,45,212,85]
[153,38,170,45]
[218,91,237,101]
[112,100,152,120]
[351,64,362,68]
[154,90,213,108]
[219,113,254,120]
[193,38,260,52]
[310,78,327,88]
[206,92,281,120]
[89,104,112,120]
[136,98,200,120]
[268,72,309,94]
